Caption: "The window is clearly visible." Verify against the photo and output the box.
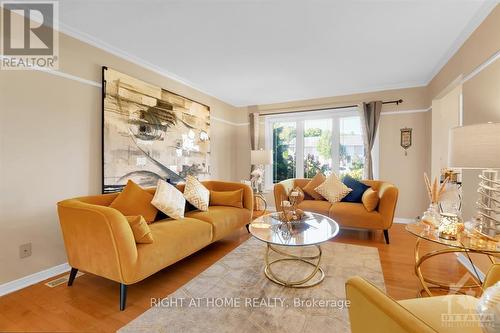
[265,109,366,187]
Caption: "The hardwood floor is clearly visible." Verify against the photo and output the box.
[0,224,478,332]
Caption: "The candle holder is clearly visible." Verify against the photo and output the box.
[438,213,463,240]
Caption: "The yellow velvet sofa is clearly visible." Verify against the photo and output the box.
[57,180,253,310]
[274,178,398,243]
[346,264,500,333]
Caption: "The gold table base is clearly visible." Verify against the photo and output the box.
[414,237,497,297]
[264,244,324,288]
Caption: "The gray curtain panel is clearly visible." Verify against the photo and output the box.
[249,112,260,172]
[361,101,382,179]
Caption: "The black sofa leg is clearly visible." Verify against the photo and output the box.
[383,230,390,244]
[120,284,127,311]
[245,224,250,233]
[68,268,78,286]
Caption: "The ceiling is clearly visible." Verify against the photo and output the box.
[56,0,496,107]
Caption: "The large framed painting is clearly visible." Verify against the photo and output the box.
[102,67,210,193]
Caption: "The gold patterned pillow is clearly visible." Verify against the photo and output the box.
[314,173,352,203]
[183,175,210,211]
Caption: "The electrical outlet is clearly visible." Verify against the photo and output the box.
[19,243,32,259]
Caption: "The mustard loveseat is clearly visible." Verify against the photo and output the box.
[57,180,253,310]
[274,178,398,244]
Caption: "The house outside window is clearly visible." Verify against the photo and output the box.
[264,108,369,188]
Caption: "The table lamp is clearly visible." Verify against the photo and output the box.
[448,122,500,237]
[250,149,273,193]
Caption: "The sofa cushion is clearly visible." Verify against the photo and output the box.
[315,173,352,203]
[183,175,210,211]
[329,202,384,229]
[302,172,326,200]
[109,180,158,223]
[125,215,153,244]
[209,189,243,208]
[362,188,380,212]
[297,200,332,216]
[341,175,370,203]
[131,217,213,283]
[185,206,250,241]
[151,179,186,219]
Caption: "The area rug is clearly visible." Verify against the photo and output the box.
[119,238,384,333]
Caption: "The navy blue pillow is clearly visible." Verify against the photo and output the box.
[341,175,370,203]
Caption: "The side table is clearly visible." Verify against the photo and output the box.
[406,222,500,297]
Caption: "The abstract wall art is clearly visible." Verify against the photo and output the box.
[102,67,210,193]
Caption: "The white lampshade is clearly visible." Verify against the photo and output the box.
[251,150,273,165]
[448,123,500,169]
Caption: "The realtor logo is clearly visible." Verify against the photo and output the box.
[1,1,59,69]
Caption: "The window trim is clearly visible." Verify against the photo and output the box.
[264,107,377,189]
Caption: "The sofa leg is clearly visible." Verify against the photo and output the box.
[120,284,127,311]
[245,224,250,233]
[68,268,78,286]
[383,230,390,244]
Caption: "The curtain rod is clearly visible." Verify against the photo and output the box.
[258,99,403,116]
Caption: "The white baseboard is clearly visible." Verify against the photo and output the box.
[393,217,416,224]
[0,262,70,297]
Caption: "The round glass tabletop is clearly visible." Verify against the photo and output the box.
[249,212,339,247]
[405,222,500,253]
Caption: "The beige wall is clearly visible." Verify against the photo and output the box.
[379,112,431,219]
[431,84,461,180]
[0,30,239,284]
[429,5,500,221]
[428,6,500,100]
[461,58,500,220]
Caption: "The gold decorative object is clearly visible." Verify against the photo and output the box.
[422,173,449,228]
[438,213,462,240]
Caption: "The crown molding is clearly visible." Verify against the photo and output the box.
[425,1,497,85]
[57,22,230,107]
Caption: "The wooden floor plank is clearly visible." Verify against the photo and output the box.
[0,224,484,332]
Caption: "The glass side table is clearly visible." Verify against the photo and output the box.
[406,222,500,297]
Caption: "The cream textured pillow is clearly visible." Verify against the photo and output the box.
[315,173,352,203]
[183,175,210,211]
[151,179,186,219]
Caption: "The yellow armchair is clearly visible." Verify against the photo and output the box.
[345,265,500,333]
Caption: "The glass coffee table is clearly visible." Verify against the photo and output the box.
[249,212,339,288]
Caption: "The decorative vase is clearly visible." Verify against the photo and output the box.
[422,203,440,228]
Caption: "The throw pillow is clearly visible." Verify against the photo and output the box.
[314,173,352,203]
[109,180,158,223]
[303,172,326,200]
[362,188,379,212]
[209,189,243,208]
[183,175,210,211]
[125,215,154,244]
[341,175,370,203]
[289,186,305,205]
[151,179,186,219]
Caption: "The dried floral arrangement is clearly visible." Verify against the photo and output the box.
[424,173,449,204]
